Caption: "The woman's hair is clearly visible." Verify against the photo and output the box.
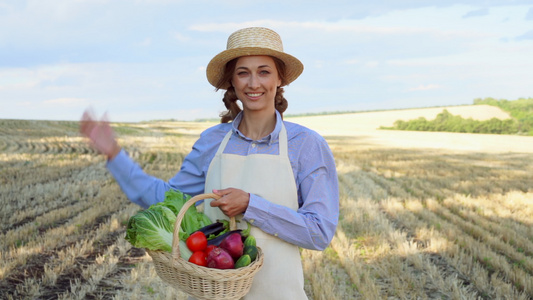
[216,56,288,123]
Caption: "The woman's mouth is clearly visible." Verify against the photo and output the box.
[247,92,263,97]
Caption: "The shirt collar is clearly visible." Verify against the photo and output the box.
[232,110,282,145]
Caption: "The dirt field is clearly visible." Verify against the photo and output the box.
[288,105,530,153]
[1,105,532,299]
[289,105,511,131]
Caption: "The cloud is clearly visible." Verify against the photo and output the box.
[0,79,39,91]
[190,21,262,33]
[364,61,380,68]
[345,59,360,65]
[463,8,489,18]
[407,84,441,92]
[516,29,533,40]
[2,2,533,122]
[43,97,87,106]
[172,32,191,43]
[138,37,152,47]
[190,19,435,35]
[189,18,493,44]
[526,7,533,20]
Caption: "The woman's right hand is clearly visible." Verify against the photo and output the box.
[80,109,121,160]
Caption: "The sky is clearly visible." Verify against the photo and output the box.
[1,0,532,122]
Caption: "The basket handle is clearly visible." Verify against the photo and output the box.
[171,193,236,261]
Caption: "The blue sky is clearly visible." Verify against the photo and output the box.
[1,0,532,122]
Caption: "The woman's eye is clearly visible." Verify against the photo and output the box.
[260,70,270,75]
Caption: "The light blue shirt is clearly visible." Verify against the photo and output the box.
[107,111,339,250]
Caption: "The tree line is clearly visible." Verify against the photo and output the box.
[382,97,533,136]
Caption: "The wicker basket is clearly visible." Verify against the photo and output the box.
[147,193,264,300]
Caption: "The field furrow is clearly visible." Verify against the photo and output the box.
[0,183,131,279]
[1,118,532,299]
[384,198,506,299]
[380,209,481,299]
[0,203,138,299]
[440,195,533,257]
[405,199,533,297]
[431,198,533,270]
[0,163,109,232]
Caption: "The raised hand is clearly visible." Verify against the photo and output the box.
[80,109,121,160]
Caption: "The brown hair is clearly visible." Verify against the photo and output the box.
[216,56,289,123]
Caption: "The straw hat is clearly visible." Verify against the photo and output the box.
[206,27,304,89]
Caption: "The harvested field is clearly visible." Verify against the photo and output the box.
[1,105,532,299]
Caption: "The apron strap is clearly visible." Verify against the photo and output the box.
[216,130,233,155]
[278,123,288,157]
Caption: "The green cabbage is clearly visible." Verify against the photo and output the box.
[125,189,212,257]
[125,205,176,252]
[154,189,212,240]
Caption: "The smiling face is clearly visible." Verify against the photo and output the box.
[231,55,282,115]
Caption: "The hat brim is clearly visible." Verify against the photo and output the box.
[206,47,304,90]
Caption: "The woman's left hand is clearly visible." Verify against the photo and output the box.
[210,188,250,217]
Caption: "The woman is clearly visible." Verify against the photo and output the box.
[81,27,339,299]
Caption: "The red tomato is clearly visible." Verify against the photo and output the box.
[186,231,207,252]
[188,251,207,267]
[204,244,217,257]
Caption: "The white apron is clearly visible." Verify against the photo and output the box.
[203,123,307,300]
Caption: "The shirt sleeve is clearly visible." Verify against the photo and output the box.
[243,133,339,251]
[106,149,166,208]
[106,127,219,208]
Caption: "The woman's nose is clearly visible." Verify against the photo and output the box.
[247,74,260,88]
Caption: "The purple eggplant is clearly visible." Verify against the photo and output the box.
[207,229,242,246]
[193,219,230,240]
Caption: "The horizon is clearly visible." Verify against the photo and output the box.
[1,1,532,123]
[0,102,506,123]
